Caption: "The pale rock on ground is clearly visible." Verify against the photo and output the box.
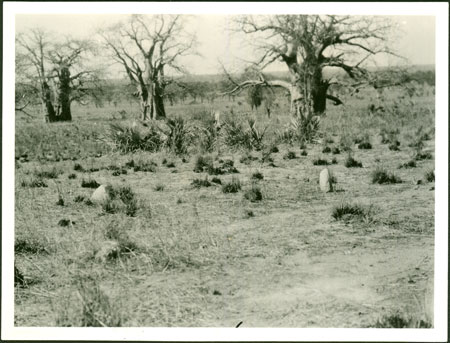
[90,184,111,203]
[319,168,333,192]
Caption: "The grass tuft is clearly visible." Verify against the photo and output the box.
[371,167,402,184]
[244,184,263,202]
[222,177,241,193]
[345,155,363,168]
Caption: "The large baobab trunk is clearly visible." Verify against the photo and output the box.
[152,83,166,120]
[42,82,57,123]
[57,66,72,121]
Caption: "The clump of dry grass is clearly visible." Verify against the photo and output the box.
[222,176,241,193]
[55,276,123,327]
[244,184,263,202]
[371,167,402,184]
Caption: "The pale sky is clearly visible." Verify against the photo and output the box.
[15,14,435,76]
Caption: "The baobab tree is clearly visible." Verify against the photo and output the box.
[99,14,196,120]
[47,38,99,121]
[16,29,99,122]
[16,29,57,122]
[225,15,398,117]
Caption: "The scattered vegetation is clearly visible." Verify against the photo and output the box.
[21,177,48,188]
[222,177,241,193]
[35,167,62,179]
[332,203,372,222]
[102,185,139,217]
[345,155,363,168]
[244,184,263,202]
[398,160,416,169]
[191,177,212,188]
[251,171,264,180]
[109,123,163,153]
[371,167,402,184]
[283,151,297,160]
[81,179,101,188]
[373,312,432,328]
[312,158,329,166]
[424,170,435,182]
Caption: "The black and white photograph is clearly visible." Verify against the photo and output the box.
[2,2,448,341]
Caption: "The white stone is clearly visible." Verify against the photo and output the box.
[90,184,110,203]
[319,168,333,193]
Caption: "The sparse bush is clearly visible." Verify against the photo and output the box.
[162,117,194,155]
[371,167,402,184]
[313,158,329,166]
[193,155,213,173]
[414,151,433,161]
[322,146,331,153]
[240,153,258,165]
[166,161,176,168]
[358,141,372,150]
[15,265,26,287]
[75,277,123,326]
[222,119,252,150]
[154,183,165,191]
[191,177,212,188]
[211,177,222,185]
[127,159,157,172]
[269,145,279,153]
[103,185,139,217]
[283,151,297,160]
[74,163,84,172]
[35,167,62,179]
[81,179,100,188]
[15,237,50,255]
[244,184,263,202]
[398,160,416,169]
[332,203,371,222]
[206,159,239,175]
[425,170,435,182]
[389,142,400,151]
[198,118,219,153]
[373,312,432,328]
[222,177,241,193]
[251,171,264,180]
[331,157,338,164]
[21,177,48,188]
[300,150,308,156]
[332,147,340,154]
[247,118,268,151]
[345,155,363,168]
[56,195,65,206]
[58,219,75,227]
[74,195,86,203]
[68,173,77,179]
[109,122,163,153]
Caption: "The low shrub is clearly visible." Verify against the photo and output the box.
[193,155,213,173]
[345,155,363,168]
[313,158,329,166]
[68,173,77,179]
[425,170,435,182]
[322,146,331,153]
[251,171,264,180]
[244,184,263,202]
[15,237,50,255]
[222,177,241,193]
[81,179,100,188]
[154,183,165,192]
[398,160,416,169]
[21,177,48,188]
[332,203,371,222]
[373,312,432,328]
[109,123,163,153]
[371,167,402,184]
[211,177,222,185]
[358,141,372,150]
[35,167,62,179]
[283,151,297,160]
[191,177,212,188]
